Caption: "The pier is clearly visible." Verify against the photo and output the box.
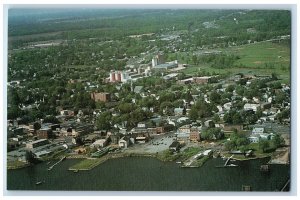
[47,156,66,171]
[281,179,290,191]
[224,155,234,166]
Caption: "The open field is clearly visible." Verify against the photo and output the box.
[182,41,290,82]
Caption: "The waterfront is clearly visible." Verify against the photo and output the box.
[7,157,290,191]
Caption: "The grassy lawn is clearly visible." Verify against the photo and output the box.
[7,160,29,169]
[69,158,104,170]
[157,150,181,162]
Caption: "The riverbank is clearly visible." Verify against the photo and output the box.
[7,160,30,170]
[68,152,157,171]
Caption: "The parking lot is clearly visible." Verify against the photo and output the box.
[124,132,177,154]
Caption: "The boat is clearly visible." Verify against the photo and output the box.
[176,161,182,164]
[35,179,44,185]
[35,181,43,185]
[47,166,53,171]
[73,170,79,173]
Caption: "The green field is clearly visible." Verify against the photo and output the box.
[69,158,104,170]
[182,41,290,82]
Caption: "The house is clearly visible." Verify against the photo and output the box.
[252,127,264,135]
[133,86,144,94]
[248,135,260,143]
[244,103,260,112]
[91,139,109,148]
[223,102,232,111]
[174,107,184,116]
[169,141,181,152]
[204,120,214,128]
[223,124,243,132]
[110,134,121,145]
[118,136,130,148]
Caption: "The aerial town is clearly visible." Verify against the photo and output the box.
[6,8,291,191]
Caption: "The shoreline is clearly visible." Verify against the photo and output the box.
[7,150,289,171]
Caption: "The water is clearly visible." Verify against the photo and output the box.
[7,157,290,191]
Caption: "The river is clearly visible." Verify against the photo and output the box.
[7,157,290,191]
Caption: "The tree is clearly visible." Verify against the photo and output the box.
[189,107,199,121]
[25,150,36,164]
[225,141,236,151]
[271,134,285,148]
[259,140,270,153]
[210,91,221,104]
[96,111,112,130]
[33,122,41,131]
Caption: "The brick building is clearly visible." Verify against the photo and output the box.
[91,92,110,102]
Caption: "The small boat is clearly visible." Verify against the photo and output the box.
[35,181,43,185]
[176,161,182,164]
[73,170,79,173]
[47,166,53,171]
[35,179,44,185]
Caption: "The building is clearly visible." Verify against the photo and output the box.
[61,123,94,137]
[190,128,200,142]
[109,70,129,83]
[156,127,164,134]
[248,135,260,143]
[153,62,178,70]
[91,92,111,102]
[91,139,109,148]
[252,127,264,135]
[26,139,49,149]
[174,107,184,116]
[194,76,212,84]
[223,124,243,132]
[244,103,260,112]
[118,136,130,148]
[37,128,53,139]
[152,53,165,67]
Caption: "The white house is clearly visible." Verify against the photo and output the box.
[91,139,108,148]
[244,103,260,112]
[248,135,260,143]
[252,127,264,135]
[223,102,232,111]
[118,137,130,148]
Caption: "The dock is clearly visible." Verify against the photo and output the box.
[260,165,270,172]
[47,156,66,171]
[242,185,252,191]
